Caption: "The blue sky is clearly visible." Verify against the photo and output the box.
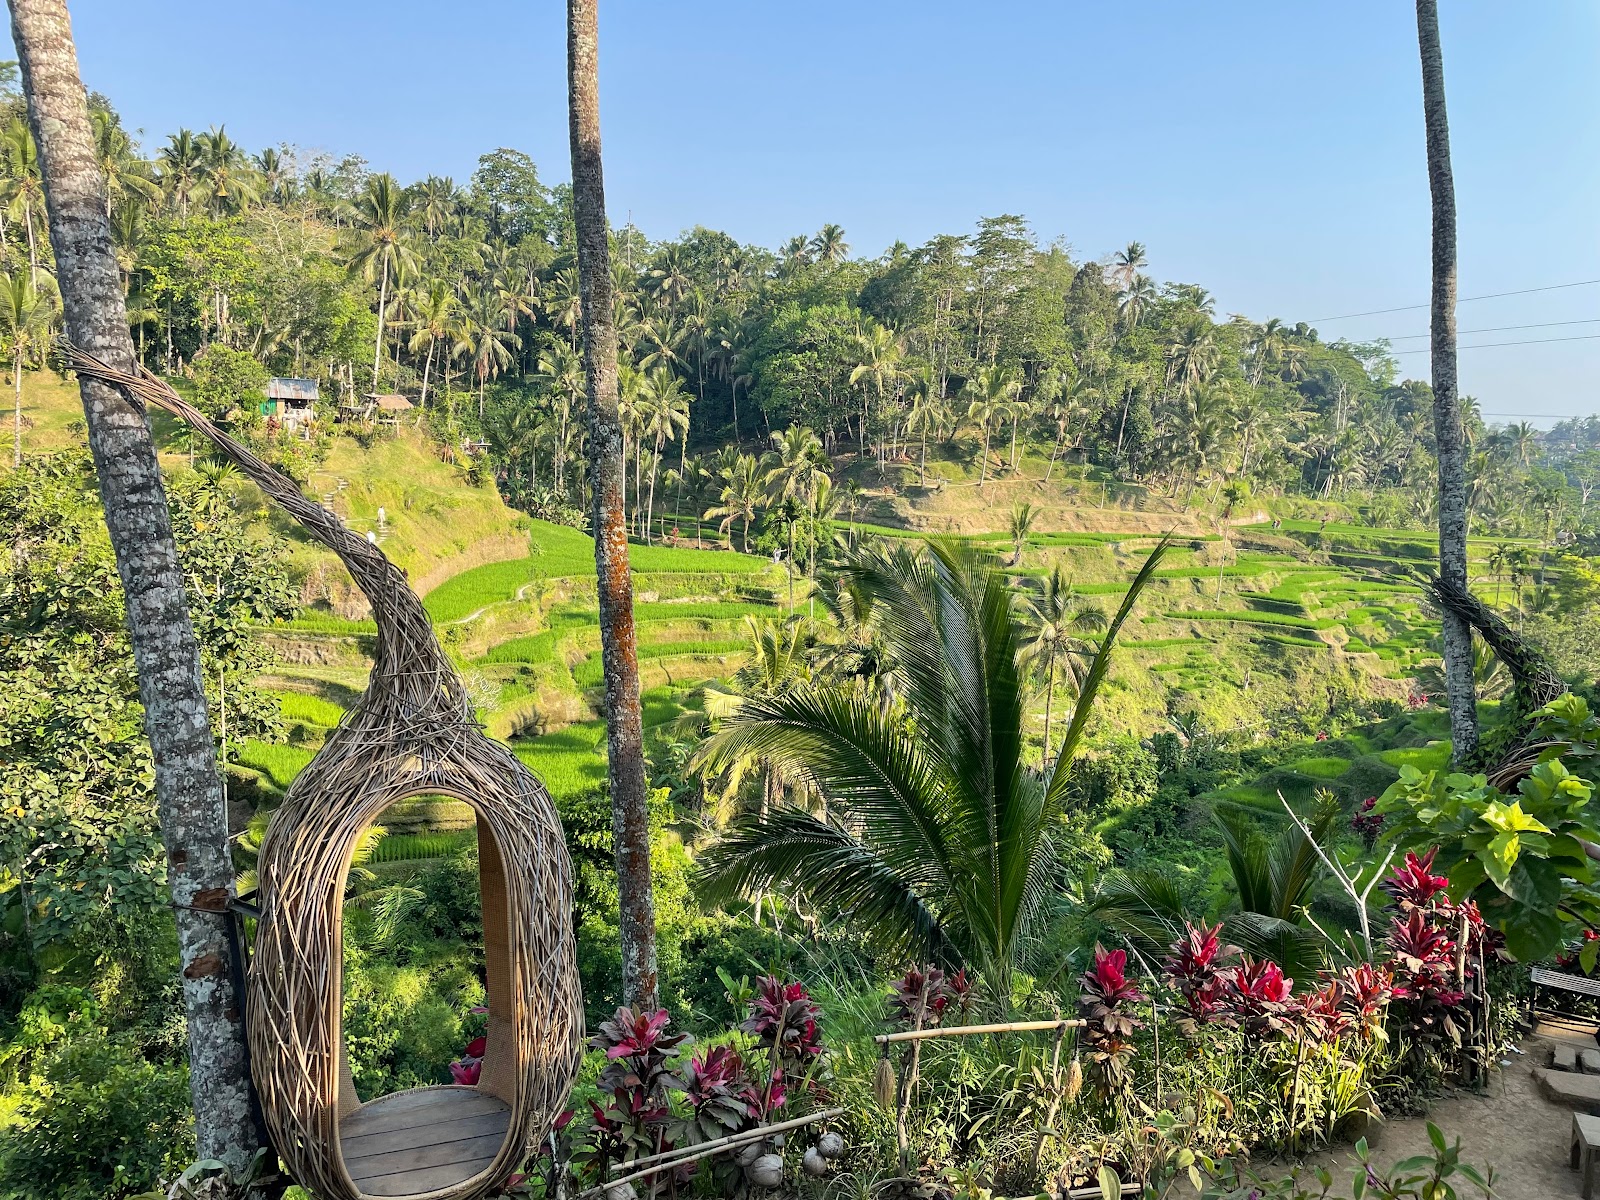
[16,1,1599,422]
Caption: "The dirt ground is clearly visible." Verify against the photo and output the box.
[1280,1032,1581,1199]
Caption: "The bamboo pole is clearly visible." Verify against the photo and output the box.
[873,1019,1086,1045]
[574,1107,843,1199]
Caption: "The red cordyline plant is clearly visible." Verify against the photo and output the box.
[1337,962,1394,1043]
[1385,849,1452,915]
[1162,921,1240,1032]
[1387,909,1467,1048]
[570,1007,692,1188]
[1351,796,1384,846]
[888,964,975,1029]
[741,975,824,1079]
[1078,945,1145,1098]
[1225,957,1295,1040]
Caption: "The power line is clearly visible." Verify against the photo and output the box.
[1311,279,1600,322]
[1381,317,1600,341]
[1391,332,1600,355]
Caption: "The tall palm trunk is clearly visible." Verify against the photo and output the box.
[978,421,991,489]
[645,433,663,544]
[419,334,435,410]
[568,0,658,1009]
[370,252,389,391]
[1417,0,1478,763]
[12,348,21,467]
[9,0,258,1169]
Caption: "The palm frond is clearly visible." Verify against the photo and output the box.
[696,806,958,967]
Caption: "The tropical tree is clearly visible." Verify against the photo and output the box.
[704,451,762,552]
[810,223,848,263]
[848,323,903,463]
[2,269,52,466]
[195,125,259,216]
[0,121,45,283]
[763,425,829,605]
[346,173,417,391]
[1018,562,1106,769]
[462,290,520,417]
[695,538,1170,992]
[963,364,1020,489]
[405,280,456,411]
[568,0,658,1009]
[1112,240,1147,289]
[90,107,157,219]
[637,366,691,542]
[10,0,259,1166]
[1417,0,1478,762]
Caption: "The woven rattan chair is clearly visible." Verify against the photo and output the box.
[68,348,585,1200]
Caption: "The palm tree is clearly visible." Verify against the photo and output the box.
[705,451,762,552]
[2,270,51,466]
[253,147,290,203]
[10,0,258,1164]
[463,291,521,418]
[1018,562,1106,769]
[637,367,690,542]
[196,126,259,216]
[0,121,45,284]
[417,175,458,238]
[1112,240,1147,290]
[1118,273,1156,331]
[764,425,829,605]
[158,128,202,221]
[568,0,657,1008]
[963,365,1020,489]
[810,223,849,263]
[346,174,417,391]
[904,362,943,484]
[1417,0,1477,763]
[848,323,904,464]
[1006,501,1036,565]
[695,538,1170,992]
[406,280,455,411]
[536,341,584,494]
[90,108,157,220]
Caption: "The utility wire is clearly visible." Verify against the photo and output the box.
[1380,317,1600,341]
[1311,279,1600,322]
[1391,332,1600,355]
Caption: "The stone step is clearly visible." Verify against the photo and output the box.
[1555,1044,1581,1072]
[1535,1066,1600,1113]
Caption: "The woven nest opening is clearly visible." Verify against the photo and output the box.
[337,791,511,1110]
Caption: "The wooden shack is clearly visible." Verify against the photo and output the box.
[364,393,415,424]
[264,378,319,428]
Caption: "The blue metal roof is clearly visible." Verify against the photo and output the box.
[267,377,320,402]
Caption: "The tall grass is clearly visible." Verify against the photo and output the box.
[277,692,346,727]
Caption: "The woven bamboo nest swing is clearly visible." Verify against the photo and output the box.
[66,347,585,1200]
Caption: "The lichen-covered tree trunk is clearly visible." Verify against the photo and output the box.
[8,0,258,1168]
[567,0,659,1009]
[1416,0,1478,764]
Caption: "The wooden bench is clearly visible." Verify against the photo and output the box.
[1573,1112,1600,1198]
[340,1087,512,1198]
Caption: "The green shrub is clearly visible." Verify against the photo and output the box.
[0,1031,193,1200]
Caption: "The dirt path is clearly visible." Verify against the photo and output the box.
[1284,1034,1577,1198]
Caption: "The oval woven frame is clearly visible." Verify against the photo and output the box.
[65,347,585,1200]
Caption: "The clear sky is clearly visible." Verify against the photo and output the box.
[12,1,1599,423]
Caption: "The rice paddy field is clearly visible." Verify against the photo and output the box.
[237,501,1506,875]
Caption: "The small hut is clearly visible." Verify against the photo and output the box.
[265,378,319,428]
[365,393,414,424]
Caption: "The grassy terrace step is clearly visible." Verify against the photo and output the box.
[423,520,770,622]
[1166,609,1337,630]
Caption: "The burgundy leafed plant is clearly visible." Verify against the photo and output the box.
[1225,957,1295,1039]
[1078,945,1145,1097]
[1162,921,1240,1032]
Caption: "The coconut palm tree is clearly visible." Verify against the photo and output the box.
[637,367,691,542]
[157,127,202,221]
[705,451,763,552]
[1018,563,1106,769]
[90,109,157,220]
[1416,0,1477,762]
[963,365,1020,489]
[0,121,45,284]
[569,0,657,1008]
[346,173,417,391]
[196,126,260,216]
[1007,501,1036,565]
[695,537,1170,991]
[810,223,849,263]
[2,270,51,466]
[1112,240,1147,290]
[405,280,456,412]
[764,425,829,606]
[849,323,904,463]
[463,291,520,418]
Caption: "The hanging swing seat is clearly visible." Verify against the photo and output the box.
[340,1088,512,1198]
[66,347,585,1200]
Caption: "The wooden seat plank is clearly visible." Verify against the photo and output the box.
[343,1110,511,1161]
[339,1087,512,1197]
[357,1157,504,1198]
[348,1132,508,1184]
[340,1086,506,1139]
